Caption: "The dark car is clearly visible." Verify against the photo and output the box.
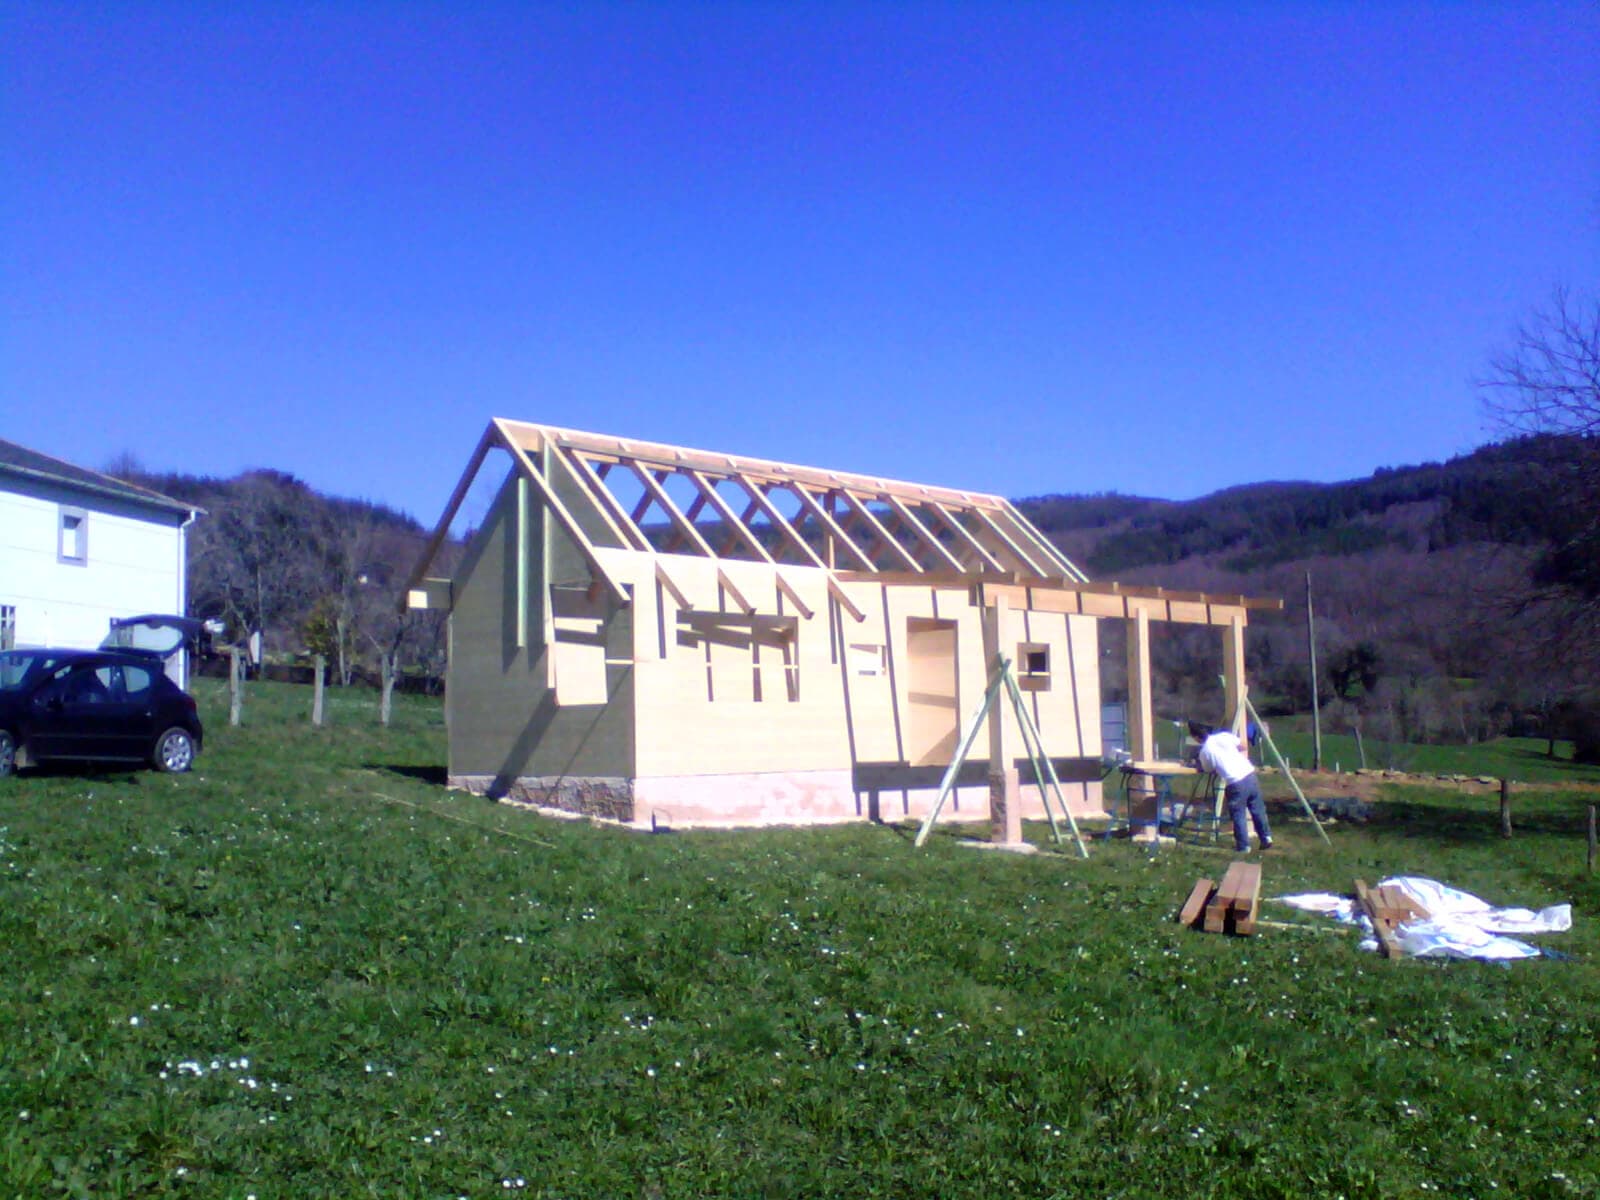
[0,647,204,776]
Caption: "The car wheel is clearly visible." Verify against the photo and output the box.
[0,730,14,777]
[154,727,196,774]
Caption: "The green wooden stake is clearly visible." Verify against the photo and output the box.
[1001,667,1089,858]
[1244,693,1331,845]
[914,657,1089,858]
[914,666,1005,848]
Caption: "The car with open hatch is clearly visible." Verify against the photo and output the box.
[0,646,204,776]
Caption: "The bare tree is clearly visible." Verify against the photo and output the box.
[1482,286,1600,438]
[1481,285,1600,758]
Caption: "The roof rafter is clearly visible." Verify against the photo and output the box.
[835,489,923,573]
[878,495,966,572]
[784,483,876,571]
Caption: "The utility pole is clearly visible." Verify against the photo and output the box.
[1306,571,1323,771]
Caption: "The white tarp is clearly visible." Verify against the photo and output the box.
[1277,876,1571,961]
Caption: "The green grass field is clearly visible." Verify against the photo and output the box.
[2,682,1598,1198]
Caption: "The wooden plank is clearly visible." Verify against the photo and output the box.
[1231,862,1262,935]
[1355,879,1402,960]
[1178,878,1216,928]
[1203,891,1231,934]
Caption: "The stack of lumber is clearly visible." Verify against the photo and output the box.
[1354,879,1429,960]
[1177,861,1262,936]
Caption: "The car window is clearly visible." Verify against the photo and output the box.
[122,665,153,700]
[0,652,61,692]
[45,665,117,705]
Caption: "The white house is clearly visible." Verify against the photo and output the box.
[0,438,199,678]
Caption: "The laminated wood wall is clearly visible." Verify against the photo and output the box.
[446,471,635,784]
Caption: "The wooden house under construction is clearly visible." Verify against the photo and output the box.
[406,420,1278,833]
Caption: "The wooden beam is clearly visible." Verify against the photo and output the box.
[717,568,756,615]
[1178,878,1215,928]
[998,500,1090,582]
[836,490,923,572]
[880,495,966,572]
[629,463,716,558]
[687,469,775,563]
[496,424,631,607]
[925,501,1007,573]
[503,418,1006,512]
[786,483,877,571]
[773,567,815,620]
[404,424,496,592]
[826,574,867,623]
[731,474,826,568]
[967,505,1056,576]
[561,448,651,552]
[655,561,693,610]
[1127,607,1153,763]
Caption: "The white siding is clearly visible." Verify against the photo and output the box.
[0,485,186,650]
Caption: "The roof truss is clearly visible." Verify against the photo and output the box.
[477,420,1089,583]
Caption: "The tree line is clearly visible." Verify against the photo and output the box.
[110,461,454,691]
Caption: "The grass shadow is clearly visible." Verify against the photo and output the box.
[363,762,449,787]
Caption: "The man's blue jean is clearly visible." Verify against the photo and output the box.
[1225,773,1271,851]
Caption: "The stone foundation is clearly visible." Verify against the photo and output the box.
[452,770,1105,833]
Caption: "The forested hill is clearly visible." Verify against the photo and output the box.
[1015,434,1587,577]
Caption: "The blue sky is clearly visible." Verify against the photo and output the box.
[3,2,1596,524]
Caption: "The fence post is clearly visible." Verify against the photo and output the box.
[380,653,394,728]
[229,648,243,727]
[1499,778,1512,839]
[312,655,325,727]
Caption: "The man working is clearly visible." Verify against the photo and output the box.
[1198,724,1272,854]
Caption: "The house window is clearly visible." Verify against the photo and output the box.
[1018,642,1051,692]
[58,506,88,565]
[0,605,14,650]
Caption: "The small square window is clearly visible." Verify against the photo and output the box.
[58,507,88,565]
[848,642,887,677]
[1018,643,1051,691]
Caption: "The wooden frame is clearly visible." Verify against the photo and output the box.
[409,418,1283,838]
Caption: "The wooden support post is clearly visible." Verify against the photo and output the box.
[983,595,1022,846]
[1588,805,1596,874]
[1499,779,1512,839]
[312,655,326,727]
[1222,614,1246,737]
[228,647,242,727]
[1305,571,1322,772]
[380,653,395,727]
[1126,607,1153,762]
